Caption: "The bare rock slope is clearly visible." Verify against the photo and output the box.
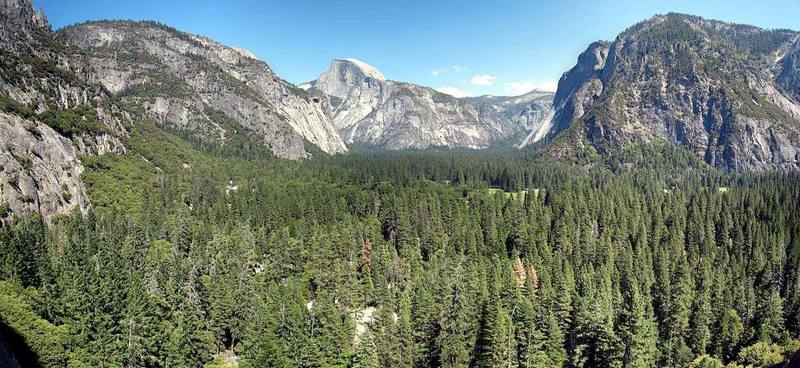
[1,0,127,219]
[306,59,554,150]
[59,20,347,159]
[542,13,800,171]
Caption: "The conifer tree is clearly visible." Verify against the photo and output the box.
[353,330,380,368]
[437,266,472,368]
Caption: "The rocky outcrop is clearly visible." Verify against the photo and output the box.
[543,13,800,171]
[0,112,89,220]
[59,21,347,159]
[467,90,555,147]
[545,41,610,142]
[307,59,553,150]
[777,38,800,103]
[0,0,48,40]
[0,0,125,219]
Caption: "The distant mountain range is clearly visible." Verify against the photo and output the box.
[301,58,554,150]
[1,0,800,219]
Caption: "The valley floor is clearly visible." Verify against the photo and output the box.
[0,123,799,368]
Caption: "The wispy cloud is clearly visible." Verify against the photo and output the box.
[431,65,467,75]
[436,86,473,98]
[506,80,558,95]
[470,74,497,86]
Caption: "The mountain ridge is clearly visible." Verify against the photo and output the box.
[2,2,800,223]
[305,58,555,150]
[58,19,348,159]
[537,12,800,171]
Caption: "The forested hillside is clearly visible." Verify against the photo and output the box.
[1,1,799,367]
[0,121,798,368]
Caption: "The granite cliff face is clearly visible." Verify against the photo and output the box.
[0,0,349,219]
[0,0,47,37]
[306,59,553,150]
[0,0,128,220]
[59,21,347,159]
[466,90,556,147]
[0,112,90,219]
[541,14,800,171]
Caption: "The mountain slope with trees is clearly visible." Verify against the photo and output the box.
[0,117,798,367]
[59,20,347,159]
[0,3,799,368]
[538,13,800,171]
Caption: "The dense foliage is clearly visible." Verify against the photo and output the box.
[0,123,799,368]
[37,104,106,137]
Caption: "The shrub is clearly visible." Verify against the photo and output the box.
[0,95,34,118]
[17,155,33,172]
[737,342,785,367]
[38,105,105,138]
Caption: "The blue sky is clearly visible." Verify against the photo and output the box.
[34,0,800,97]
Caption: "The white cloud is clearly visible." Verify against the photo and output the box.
[431,65,467,75]
[436,86,473,98]
[470,74,497,86]
[506,80,558,95]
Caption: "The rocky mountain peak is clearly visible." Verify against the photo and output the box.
[0,0,49,37]
[553,41,608,109]
[543,13,800,171]
[621,12,799,59]
[340,58,386,81]
[315,58,386,99]
[306,56,554,150]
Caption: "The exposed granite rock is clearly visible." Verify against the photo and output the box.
[0,112,89,221]
[0,0,48,39]
[545,13,800,171]
[777,37,800,103]
[59,20,347,159]
[0,0,125,219]
[545,41,610,142]
[467,90,555,147]
[308,58,553,150]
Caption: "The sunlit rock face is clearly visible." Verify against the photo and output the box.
[543,13,800,171]
[61,20,347,159]
[0,0,127,220]
[308,58,554,150]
